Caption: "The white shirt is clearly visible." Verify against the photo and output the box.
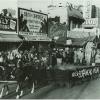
[0,56,3,62]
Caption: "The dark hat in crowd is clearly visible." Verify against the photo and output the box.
[0,52,2,56]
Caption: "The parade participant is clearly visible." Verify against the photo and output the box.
[52,49,57,68]
[74,48,78,65]
[28,51,34,62]
[0,52,4,66]
[21,50,29,64]
[0,51,12,98]
[70,48,74,64]
[50,49,57,82]
[15,50,36,99]
[15,57,24,99]
[62,50,66,64]
[77,48,84,65]
[57,49,63,65]
[30,45,36,55]
[0,52,4,80]
[7,51,14,61]
[95,49,100,65]
[65,47,70,64]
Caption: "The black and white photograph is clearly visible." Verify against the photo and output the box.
[0,0,100,99]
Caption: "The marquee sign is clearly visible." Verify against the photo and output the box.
[18,8,48,36]
[83,18,98,28]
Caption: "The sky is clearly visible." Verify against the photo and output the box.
[0,0,17,17]
[18,0,100,13]
[0,0,100,14]
[0,0,17,11]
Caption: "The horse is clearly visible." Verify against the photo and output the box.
[15,58,36,99]
[0,62,15,98]
[0,57,47,99]
[0,65,5,80]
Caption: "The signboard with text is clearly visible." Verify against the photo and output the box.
[0,16,17,32]
[82,18,98,28]
[85,1,92,18]
[18,8,48,36]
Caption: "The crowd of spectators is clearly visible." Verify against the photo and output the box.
[51,47,85,68]
[0,45,50,80]
[0,45,98,80]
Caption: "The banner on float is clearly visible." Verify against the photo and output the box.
[72,67,99,78]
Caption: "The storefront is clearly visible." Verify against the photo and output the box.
[0,9,21,51]
[18,34,51,61]
[18,7,51,59]
[56,32,98,66]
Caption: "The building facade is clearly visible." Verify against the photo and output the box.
[48,3,85,39]
[82,1,100,37]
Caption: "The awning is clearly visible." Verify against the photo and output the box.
[56,36,67,45]
[22,35,51,42]
[71,36,97,46]
[67,7,85,22]
[56,36,96,47]
[71,37,88,46]
[67,30,96,38]
[0,33,22,42]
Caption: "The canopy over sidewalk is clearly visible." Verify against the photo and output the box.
[0,32,22,42]
[19,35,51,42]
[56,36,97,47]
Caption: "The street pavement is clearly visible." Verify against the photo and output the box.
[21,78,100,99]
[1,83,55,99]
[1,64,100,99]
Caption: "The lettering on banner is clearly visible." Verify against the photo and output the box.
[81,69,86,78]
[72,67,100,78]
[93,67,99,74]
